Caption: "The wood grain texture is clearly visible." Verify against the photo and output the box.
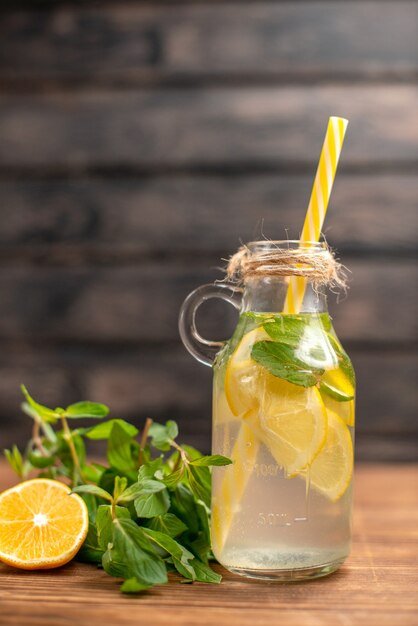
[0,261,415,343]
[0,347,416,460]
[0,174,416,255]
[0,3,417,83]
[0,463,417,626]
[1,86,418,168]
[0,0,416,463]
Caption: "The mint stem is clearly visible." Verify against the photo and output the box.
[138,417,153,466]
[170,440,189,465]
[61,415,82,486]
[32,419,49,457]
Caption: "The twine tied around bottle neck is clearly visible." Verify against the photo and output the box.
[226,242,347,290]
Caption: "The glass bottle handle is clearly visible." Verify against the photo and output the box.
[178,283,243,367]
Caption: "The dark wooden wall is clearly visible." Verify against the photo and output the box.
[0,1,417,461]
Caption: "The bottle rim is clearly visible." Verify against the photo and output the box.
[247,240,327,254]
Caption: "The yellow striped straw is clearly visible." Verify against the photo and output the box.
[212,116,348,556]
[284,116,348,313]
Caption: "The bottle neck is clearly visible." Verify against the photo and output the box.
[241,277,328,314]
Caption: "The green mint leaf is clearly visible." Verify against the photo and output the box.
[263,316,307,345]
[146,513,187,538]
[102,544,128,579]
[195,501,211,551]
[170,484,199,535]
[20,385,60,424]
[27,449,55,469]
[327,333,356,387]
[65,401,109,419]
[163,465,186,489]
[96,504,130,550]
[120,578,152,594]
[107,422,137,475]
[148,421,178,452]
[81,462,106,484]
[98,467,120,495]
[186,465,211,507]
[21,405,57,443]
[113,476,128,501]
[172,558,196,580]
[180,445,202,462]
[71,484,113,503]
[80,493,98,523]
[110,518,168,585]
[142,528,195,580]
[262,316,343,372]
[165,420,178,440]
[251,341,323,387]
[134,482,170,518]
[76,523,104,564]
[190,455,232,467]
[137,457,164,480]
[86,419,139,440]
[137,479,167,494]
[116,482,144,503]
[189,559,221,584]
[4,445,25,477]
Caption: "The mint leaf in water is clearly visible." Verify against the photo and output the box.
[263,316,308,345]
[252,341,323,387]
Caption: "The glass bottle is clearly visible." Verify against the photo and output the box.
[179,241,355,581]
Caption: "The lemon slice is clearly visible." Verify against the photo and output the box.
[224,327,270,416]
[308,410,354,501]
[213,386,241,426]
[224,328,328,474]
[255,378,328,475]
[322,394,355,427]
[320,366,354,402]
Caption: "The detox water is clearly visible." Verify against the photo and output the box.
[211,312,355,580]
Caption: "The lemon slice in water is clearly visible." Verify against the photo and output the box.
[322,394,355,427]
[225,329,328,474]
[308,410,354,501]
[224,327,270,416]
[254,378,328,475]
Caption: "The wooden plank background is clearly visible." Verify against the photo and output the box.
[0,1,417,460]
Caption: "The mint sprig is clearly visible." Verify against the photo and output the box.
[3,386,232,593]
[247,314,354,400]
[252,340,324,387]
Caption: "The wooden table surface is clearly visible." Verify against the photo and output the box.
[0,463,417,626]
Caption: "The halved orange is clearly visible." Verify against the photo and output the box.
[0,478,88,569]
